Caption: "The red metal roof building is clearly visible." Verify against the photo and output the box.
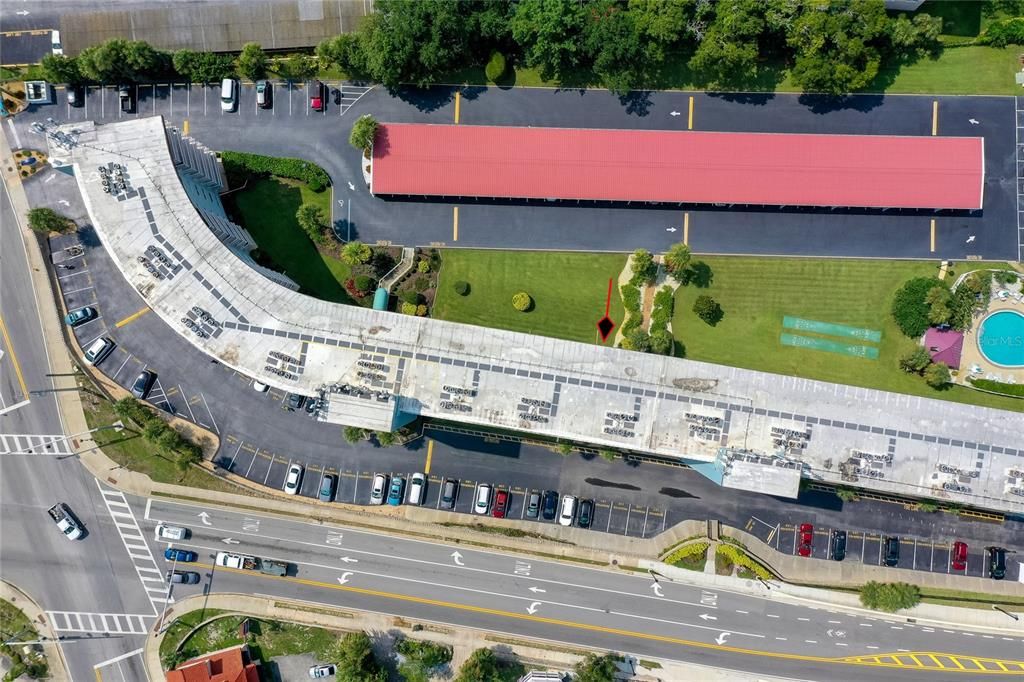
[165,645,260,682]
[370,123,984,210]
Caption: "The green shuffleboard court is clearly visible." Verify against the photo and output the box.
[780,333,880,359]
[783,316,882,343]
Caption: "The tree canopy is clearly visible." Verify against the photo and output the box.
[237,42,268,81]
[328,631,386,682]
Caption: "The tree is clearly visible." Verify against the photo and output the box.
[296,204,328,244]
[511,0,589,82]
[454,280,470,296]
[859,581,921,613]
[688,0,765,89]
[693,294,723,325]
[173,50,235,82]
[342,241,372,265]
[114,396,150,426]
[584,0,646,95]
[27,207,73,233]
[401,301,418,315]
[175,446,202,472]
[923,362,950,389]
[891,277,945,338]
[888,13,941,58]
[328,631,387,682]
[898,347,931,374]
[512,292,532,311]
[396,639,453,682]
[484,51,507,82]
[629,0,701,65]
[925,285,952,325]
[349,114,379,154]
[455,648,523,682]
[237,42,268,81]
[375,431,396,446]
[78,38,164,83]
[317,34,369,78]
[663,242,692,277]
[574,652,619,682]
[649,328,673,355]
[630,248,656,284]
[343,426,366,444]
[277,54,317,81]
[622,328,651,352]
[41,54,82,84]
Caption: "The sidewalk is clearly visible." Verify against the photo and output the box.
[0,581,70,682]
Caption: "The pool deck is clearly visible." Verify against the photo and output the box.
[959,284,1024,387]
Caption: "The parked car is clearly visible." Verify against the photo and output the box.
[166,570,200,584]
[64,306,96,326]
[309,80,325,111]
[131,370,156,399]
[577,499,593,529]
[474,483,492,515]
[84,337,115,365]
[387,476,405,506]
[797,523,813,557]
[883,535,900,567]
[988,546,1006,580]
[252,380,269,392]
[283,463,303,495]
[492,489,509,518]
[407,473,426,505]
[220,77,237,112]
[284,393,305,410]
[155,523,188,541]
[164,547,197,562]
[318,474,336,502]
[67,84,84,107]
[830,529,847,561]
[309,664,337,678]
[51,30,63,55]
[118,84,133,113]
[951,541,968,571]
[558,495,577,526]
[370,473,388,505]
[525,492,540,519]
[541,490,558,521]
[331,87,341,105]
[255,79,272,108]
[440,478,458,509]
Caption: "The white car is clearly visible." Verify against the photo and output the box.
[474,483,492,515]
[309,664,336,678]
[558,495,577,526]
[369,473,388,505]
[283,463,303,495]
[51,30,63,55]
[83,337,115,365]
[155,523,188,541]
[407,473,426,505]
[252,380,269,392]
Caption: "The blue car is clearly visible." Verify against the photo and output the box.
[387,476,405,506]
[64,307,96,327]
[164,547,197,562]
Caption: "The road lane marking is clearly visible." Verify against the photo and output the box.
[932,101,938,136]
[93,649,145,668]
[114,306,151,328]
[96,483,164,614]
[930,219,936,253]
[688,96,694,130]
[455,90,460,123]
[425,439,434,473]
[0,315,29,398]
[453,206,459,241]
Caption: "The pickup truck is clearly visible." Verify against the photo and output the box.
[48,503,83,540]
[215,552,289,576]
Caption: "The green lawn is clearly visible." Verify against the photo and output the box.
[433,250,627,345]
[0,599,38,642]
[868,45,1022,95]
[671,257,1023,412]
[229,177,352,303]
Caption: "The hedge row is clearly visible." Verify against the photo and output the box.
[663,541,709,565]
[621,284,641,314]
[650,285,674,335]
[968,377,1024,397]
[220,150,330,191]
[716,544,773,580]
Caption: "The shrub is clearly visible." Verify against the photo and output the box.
[295,204,328,244]
[996,270,1020,285]
[400,289,422,305]
[375,431,396,446]
[693,295,723,325]
[836,487,859,502]
[417,259,431,273]
[859,581,921,612]
[370,249,396,277]
[237,42,268,81]
[924,362,951,388]
[621,328,651,352]
[349,114,379,154]
[220,151,330,190]
[915,500,939,513]
[343,426,366,444]
[414,276,429,292]
[512,291,532,311]
[650,329,673,355]
[400,302,418,315]
[599,449,616,461]
[980,17,1024,47]
[663,541,710,566]
[484,51,507,82]
[415,304,428,316]
[664,242,692,276]
[630,248,656,285]
[453,280,470,296]
[898,347,931,374]
[341,241,372,265]
[891,277,946,338]
[620,284,641,313]
[354,275,375,292]
[27,207,73,233]
[715,544,773,580]
[557,442,573,456]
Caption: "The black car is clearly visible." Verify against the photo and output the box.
[118,84,133,113]
[830,530,847,561]
[883,535,900,567]
[577,499,593,528]
[988,547,1007,580]
[131,370,156,399]
[67,84,84,107]
[285,393,305,410]
[541,490,558,521]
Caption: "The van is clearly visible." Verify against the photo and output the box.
[558,494,577,526]
[51,30,63,56]
[440,478,458,509]
[407,473,426,505]
[84,337,115,365]
[220,78,237,112]
[474,483,491,515]
[155,523,188,541]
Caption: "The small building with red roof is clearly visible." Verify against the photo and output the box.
[165,644,260,682]
[924,327,964,369]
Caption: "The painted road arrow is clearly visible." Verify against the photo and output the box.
[221,538,239,545]
[670,111,681,116]
[197,512,212,526]
[339,556,359,563]
[528,587,546,594]
[699,614,717,621]
[338,572,354,585]
[451,551,464,566]
[651,583,664,597]
[715,632,730,645]
[666,227,677,232]
[527,601,541,614]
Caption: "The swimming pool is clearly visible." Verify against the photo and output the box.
[978,310,1024,368]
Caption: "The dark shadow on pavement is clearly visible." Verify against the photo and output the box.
[797,93,885,115]
[388,85,455,113]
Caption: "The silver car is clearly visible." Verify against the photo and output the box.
[369,473,388,505]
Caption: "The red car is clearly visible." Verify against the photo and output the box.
[309,80,325,112]
[951,541,968,571]
[492,489,509,518]
[797,523,814,557]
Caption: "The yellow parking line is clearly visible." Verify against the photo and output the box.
[0,315,29,398]
[115,306,151,328]
[454,91,460,124]
[183,119,189,136]
[94,669,103,682]
[688,96,694,130]
[932,100,938,136]
[425,439,433,474]
[683,212,689,245]
[930,219,936,253]
[453,206,459,241]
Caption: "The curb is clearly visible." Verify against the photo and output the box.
[0,580,71,682]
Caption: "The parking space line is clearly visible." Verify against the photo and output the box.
[177,384,197,422]
[111,353,132,380]
[688,95,694,130]
[683,212,689,245]
[930,219,936,253]
[932,100,938,136]
[424,439,433,473]
[455,90,460,123]
[227,440,244,470]
[453,206,459,241]
[264,456,276,484]
[199,392,219,434]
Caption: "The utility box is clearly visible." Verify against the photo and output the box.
[24,80,53,104]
